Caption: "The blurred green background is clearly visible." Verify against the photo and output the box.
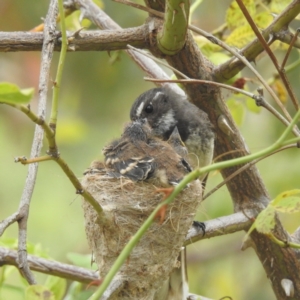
[0,0,300,299]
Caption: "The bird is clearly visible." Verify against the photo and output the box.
[102,118,192,186]
[130,87,215,178]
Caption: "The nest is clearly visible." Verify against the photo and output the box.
[81,163,202,299]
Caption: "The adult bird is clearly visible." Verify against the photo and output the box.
[130,87,215,179]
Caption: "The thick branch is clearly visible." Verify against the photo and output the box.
[0,27,147,52]
[0,247,98,284]
[157,0,190,55]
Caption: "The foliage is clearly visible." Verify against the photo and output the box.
[0,82,34,104]
[245,190,300,242]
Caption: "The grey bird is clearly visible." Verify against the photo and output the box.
[130,87,215,178]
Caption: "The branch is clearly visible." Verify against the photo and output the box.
[6,103,57,152]
[281,29,300,69]
[0,28,147,52]
[184,212,255,246]
[128,45,189,79]
[275,28,300,50]
[157,0,190,55]
[0,247,98,284]
[0,212,20,236]
[203,144,298,201]
[13,0,59,285]
[49,0,68,130]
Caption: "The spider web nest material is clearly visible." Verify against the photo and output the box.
[81,161,202,299]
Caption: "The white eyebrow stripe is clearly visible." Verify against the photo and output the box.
[153,91,163,101]
[136,102,144,117]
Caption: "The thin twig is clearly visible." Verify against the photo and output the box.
[235,0,299,111]
[0,212,20,236]
[49,0,69,133]
[127,45,189,79]
[281,28,300,69]
[274,28,300,50]
[203,144,298,201]
[145,77,258,99]
[112,0,164,18]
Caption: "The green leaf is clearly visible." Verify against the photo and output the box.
[271,189,300,213]
[254,206,276,234]
[226,98,245,126]
[273,197,300,213]
[271,189,300,205]
[225,0,256,30]
[194,35,223,57]
[225,12,272,49]
[246,97,261,113]
[92,0,104,8]
[270,0,293,14]
[0,82,34,104]
[67,252,97,269]
[25,285,55,300]
[0,236,18,248]
[45,276,67,300]
[253,12,273,29]
[244,206,276,241]
[209,52,230,65]
[26,241,50,259]
[65,282,94,300]
[56,118,88,145]
[272,79,288,105]
[225,24,255,48]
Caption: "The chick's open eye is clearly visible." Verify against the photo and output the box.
[145,104,153,113]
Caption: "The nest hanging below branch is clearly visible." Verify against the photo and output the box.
[81,161,202,299]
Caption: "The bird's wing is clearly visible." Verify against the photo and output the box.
[107,157,156,182]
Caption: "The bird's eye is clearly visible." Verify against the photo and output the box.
[145,104,153,113]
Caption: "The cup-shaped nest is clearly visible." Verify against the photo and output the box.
[81,162,202,299]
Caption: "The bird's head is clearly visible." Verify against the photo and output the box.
[130,88,179,140]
